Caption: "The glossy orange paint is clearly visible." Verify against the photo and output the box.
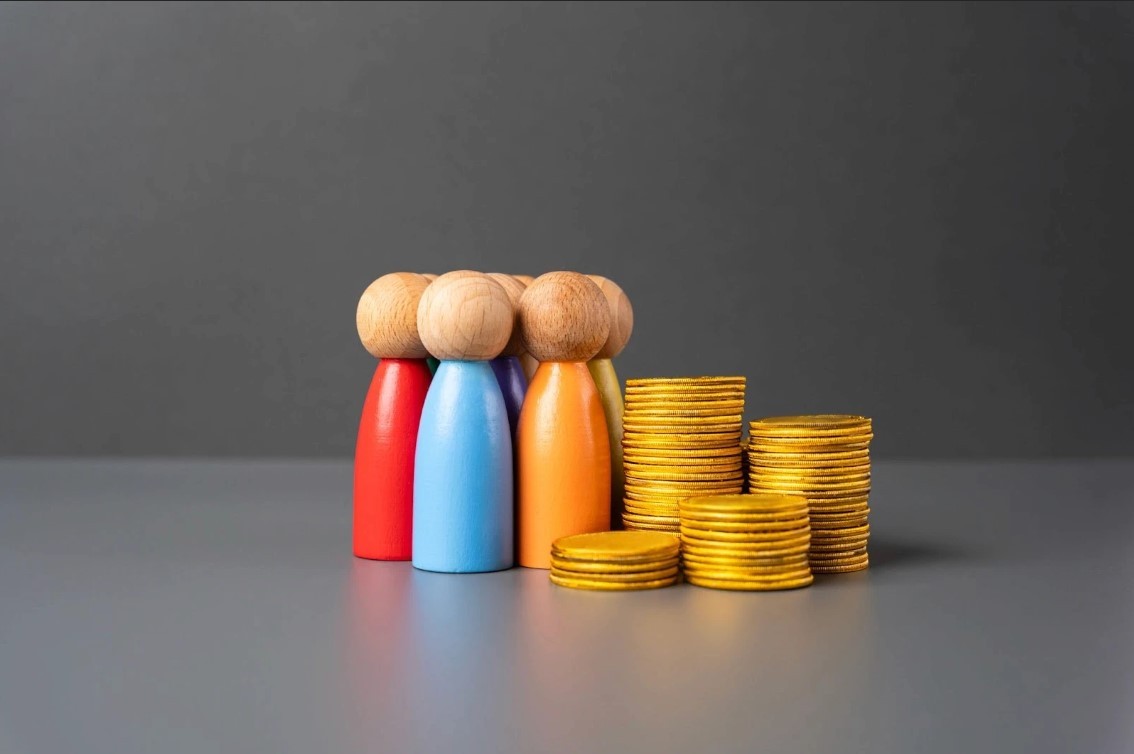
[516,361,611,568]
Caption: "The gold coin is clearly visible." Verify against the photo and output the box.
[810,515,870,529]
[809,541,870,555]
[625,445,743,459]
[749,476,871,491]
[748,462,872,476]
[680,525,810,543]
[624,401,746,414]
[550,564,680,583]
[748,426,872,440]
[627,473,745,487]
[748,484,871,498]
[682,549,811,568]
[550,555,680,574]
[549,572,679,590]
[625,461,743,473]
[810,523,870,539]
[621,510,680,526]
[811,562,869,575]
[680,508,811,525]
[748,446,870,459]
[808,549,869,564]
[625,482,742,497]
[624,431,742,446]
[750,414,871,430]
[749,439,873,452]
[622,521,680,534]
[679,516,809,534]
[551,531,679,561]
[680,493,808,514]
[626,376,746,387]
[625,410,745,420]
[683,561,813,578]
[684,572,814,591]
[624,423,743,435]
[680,538,813,560]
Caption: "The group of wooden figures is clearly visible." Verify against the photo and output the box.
[354,270,633,572]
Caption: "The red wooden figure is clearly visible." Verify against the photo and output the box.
[353,273,434,560]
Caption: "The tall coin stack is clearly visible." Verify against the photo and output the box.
[620,377,747,535]
[746,415,873,574]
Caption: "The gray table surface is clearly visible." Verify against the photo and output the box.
[1,459,1131,754]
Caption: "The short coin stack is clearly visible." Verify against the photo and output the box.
[621,377,747,534]
[549,531,681,590]
[679,494,814,590]
[746,415,873,574]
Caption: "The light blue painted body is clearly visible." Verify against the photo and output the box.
[413,360,514,573]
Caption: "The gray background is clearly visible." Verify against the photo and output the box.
[1,1,1131,458]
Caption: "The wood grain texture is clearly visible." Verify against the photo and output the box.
[588,358,625,530]
[413,360,514,573]
[353,358,432,560]
[518,271,610,362]
[356,273,431,359]
[486,273,528,357]
[417,271,513,361]
[587,275,634,359]
[517,361,611,568]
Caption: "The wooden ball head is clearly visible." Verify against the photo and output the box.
[586,275,634,359]
[519,272,611,362]
[356,272,431,359]
[486,273,529,357]
[417,271,514,361]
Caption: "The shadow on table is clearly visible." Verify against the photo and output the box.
[868,537,975,570]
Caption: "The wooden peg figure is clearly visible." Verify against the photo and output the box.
[516,272,612,568]
[486,274,529,437]
[586,275,634,530]
[354,272,433,560]
[413,271,515,573]
[512,275,541,382]
[421,273,441,374]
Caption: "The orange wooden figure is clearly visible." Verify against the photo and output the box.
[516,272,612,568]
[586,275,634,530]
[353,272,432,560]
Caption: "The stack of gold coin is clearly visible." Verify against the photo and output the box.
[621,377,747,534]
[747,415,873,574]
[679,494,813,590]
[549,531,681,590]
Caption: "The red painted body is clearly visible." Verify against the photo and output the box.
[354,358,431,560]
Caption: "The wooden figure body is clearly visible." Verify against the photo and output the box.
[516,272,612,568]
[487,273,530,436]
[512,275,541,382]
[354,273,432,560]
[413,271,515,573]
[586,275,635,530]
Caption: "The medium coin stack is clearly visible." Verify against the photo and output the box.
[747,415,873,574]
[621,377,747,534]
[549,531,681,590]
[679,494,814,590]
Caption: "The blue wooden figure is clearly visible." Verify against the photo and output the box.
[413,271,515,573]
[486,273,530,436]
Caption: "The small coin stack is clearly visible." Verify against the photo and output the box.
[549,531,681,590]
[621,377,747,534]
[679,494,814,590]
[747,415,873,574]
